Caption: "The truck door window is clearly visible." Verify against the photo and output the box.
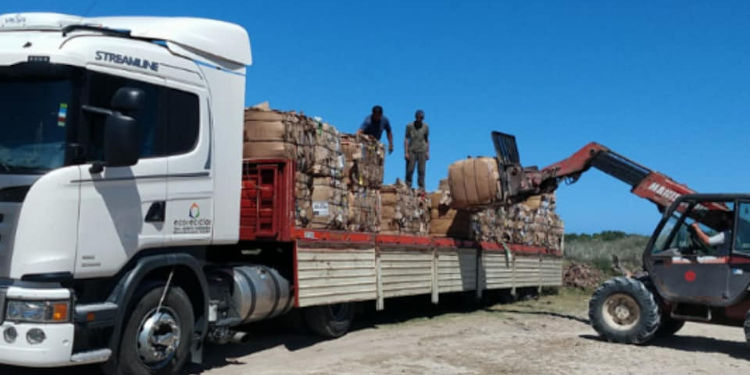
[85,72,199,161]
[734,202,750,255]
[86,72,161,159]
[164,89,199,155]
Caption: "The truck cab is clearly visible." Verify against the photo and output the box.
[0,12,250,369]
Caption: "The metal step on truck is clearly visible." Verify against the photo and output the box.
[0,13,562,375]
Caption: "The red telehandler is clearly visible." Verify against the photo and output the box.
[493,132,750,344]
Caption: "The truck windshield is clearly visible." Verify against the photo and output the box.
[0,64,79,174]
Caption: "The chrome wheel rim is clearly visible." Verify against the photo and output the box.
[136,306,181,368]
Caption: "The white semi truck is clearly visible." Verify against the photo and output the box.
[0,13,563,375]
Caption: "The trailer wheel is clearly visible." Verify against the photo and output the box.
[588,277,660,344]
[117,285,194,375]
[304,302,354,338]
[655,316,685,337]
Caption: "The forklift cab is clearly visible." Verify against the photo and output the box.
[646,194,750,306]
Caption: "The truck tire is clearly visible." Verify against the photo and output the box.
[588,277,660,344]
[117,285,194,375]
[303,302,354,338]
[655,316,685,337]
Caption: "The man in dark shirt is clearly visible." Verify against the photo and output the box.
[357,105,394,154]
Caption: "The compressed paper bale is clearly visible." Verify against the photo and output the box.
[448,157,502,208]
[244,108,284,122]
[243,141,296,159]
[341,133,385,189]
[295,198,311,227]
[429,209,471,238]
[309,202,347,229]
[380,187,398,206]
[379,181,431,236]
[346,189,382,232]
[243,120,286,142]
[524,195,542,211]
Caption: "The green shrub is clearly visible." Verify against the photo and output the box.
[564,231,648,273]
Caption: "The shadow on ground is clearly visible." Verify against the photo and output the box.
[485,308,590,325]
[579,333,750,361]
[0,291,511,375]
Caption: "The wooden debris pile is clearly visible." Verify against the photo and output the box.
[563,262,603,289]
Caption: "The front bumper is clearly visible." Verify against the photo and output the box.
[0,285,108,368]
[0,321,74,367]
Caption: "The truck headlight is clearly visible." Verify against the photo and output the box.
[6,300,70,323]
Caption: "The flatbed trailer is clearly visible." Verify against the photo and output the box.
[239,159,563,310]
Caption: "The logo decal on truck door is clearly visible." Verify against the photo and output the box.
[189,203,200,219]
[174,203,211,234]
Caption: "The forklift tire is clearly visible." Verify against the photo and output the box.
[655,317,685,338]
[304,302,354,338]
[589,277,661,344]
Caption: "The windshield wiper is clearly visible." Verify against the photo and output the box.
[0,165,47,174]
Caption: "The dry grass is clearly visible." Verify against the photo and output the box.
[563,232,649,274]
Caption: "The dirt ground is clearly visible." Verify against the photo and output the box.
[5,288,750,375]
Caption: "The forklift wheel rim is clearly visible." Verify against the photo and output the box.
[602,293,640,331]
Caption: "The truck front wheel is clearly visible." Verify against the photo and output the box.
[117,285,195,375]
[304,302,354,338]
[588,277,661,344]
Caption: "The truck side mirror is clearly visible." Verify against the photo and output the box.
[111,87,144,112]
[103,113,140,167]
[103,87,144,168]
[84,87,145,173]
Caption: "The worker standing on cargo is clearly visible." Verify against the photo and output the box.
[358,105,394,154]
[404,109,429,189]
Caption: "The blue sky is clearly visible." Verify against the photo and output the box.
[6,1,750,234]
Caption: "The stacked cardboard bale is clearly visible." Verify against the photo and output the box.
[307,120,347,229]
[310,176,347,229]
[467,193,564,250]
[341,133,384,232]
[346,189,381,232]
[429,180,472,238]
[244,108,347,230]
[244,107,564,244]
[243,108,315,172]
[294,172,313,227]
[341,133,385,188]
[380,180,431,235]
[448,157,503,208]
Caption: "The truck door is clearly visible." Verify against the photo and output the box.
[75,69,168,278]
[649,199,734,305]
[725,201,750,302]
[162,84,213,245]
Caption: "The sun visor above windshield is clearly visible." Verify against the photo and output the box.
[0,13,252,66]
[88,16,252,66]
